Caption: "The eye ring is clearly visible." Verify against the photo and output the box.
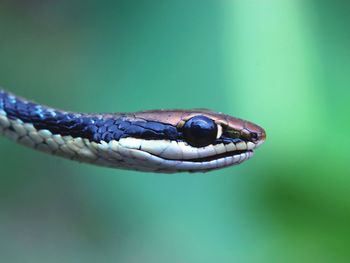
[182,115,218,147]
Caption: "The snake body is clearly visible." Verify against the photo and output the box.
[0,89,266,173]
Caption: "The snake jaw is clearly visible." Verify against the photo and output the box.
[105,137,261,173]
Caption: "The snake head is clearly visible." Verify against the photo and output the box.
[126,109,266,173]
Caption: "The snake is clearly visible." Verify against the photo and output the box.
[0,89,266,173]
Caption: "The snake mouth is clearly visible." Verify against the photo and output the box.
[92,137,258,172]
[114,137,258,163]
[181,149,252,163]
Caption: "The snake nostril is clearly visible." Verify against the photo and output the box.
[250,132,258,140]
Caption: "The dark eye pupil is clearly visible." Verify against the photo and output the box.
[182,115,217,147]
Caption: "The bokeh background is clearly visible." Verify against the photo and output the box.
[0,1,349,262]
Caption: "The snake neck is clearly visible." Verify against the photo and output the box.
[0,90,140,170]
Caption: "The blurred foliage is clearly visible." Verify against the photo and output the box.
[0,1,349,263]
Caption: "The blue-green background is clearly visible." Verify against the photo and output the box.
[0,1,349,262]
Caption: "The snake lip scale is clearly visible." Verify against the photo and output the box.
[0,89,266,173]
[182,150,253,163]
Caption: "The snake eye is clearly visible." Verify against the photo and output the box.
[182,115,217,147]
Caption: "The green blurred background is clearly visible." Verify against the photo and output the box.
[0,1,349,262]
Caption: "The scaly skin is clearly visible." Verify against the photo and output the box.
[0,89,266,173]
